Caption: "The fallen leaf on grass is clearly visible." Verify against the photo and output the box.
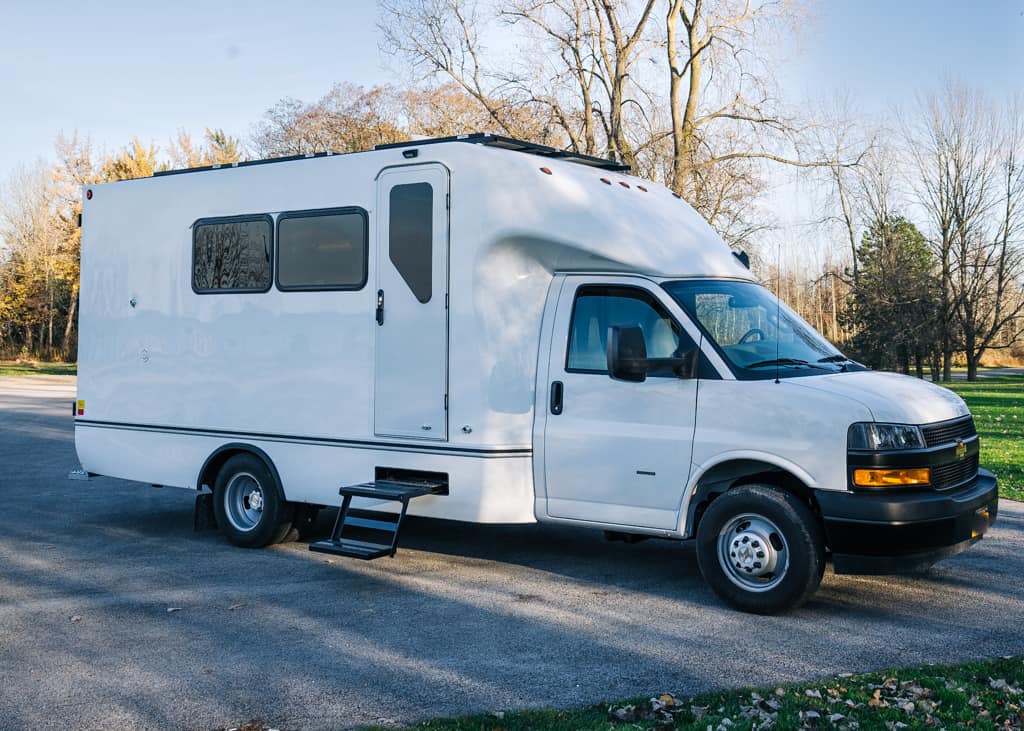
[805,689,822,699]
[991,678,1023,695]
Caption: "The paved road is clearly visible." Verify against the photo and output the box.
[1,376,1022,731]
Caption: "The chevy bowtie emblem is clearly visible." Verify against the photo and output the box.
[955,439,967,459]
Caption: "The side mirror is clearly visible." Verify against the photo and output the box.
[607,326,648,382]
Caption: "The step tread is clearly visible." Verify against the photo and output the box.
[344,514,400,533]
[309,537,392,560]
[339,479,444,501]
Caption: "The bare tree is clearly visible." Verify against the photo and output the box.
[380,0,848,248]
[906,83,1024,380]
[251,83,409,158]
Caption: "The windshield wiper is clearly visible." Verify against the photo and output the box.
[744,358,824,369]
[817,354,851,363]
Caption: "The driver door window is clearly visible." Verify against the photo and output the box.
[566,286,694,376]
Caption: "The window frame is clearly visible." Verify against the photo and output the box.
[191,213,275,295]
[564,284,693,377]
[274,206,369,293]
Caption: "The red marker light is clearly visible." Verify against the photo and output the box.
[637,185,648,192]
[85,189,93,200]
[619,181,630,188]
[600,178,611,185]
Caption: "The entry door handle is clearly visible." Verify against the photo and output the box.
[550,381,564,415]
[376,289,384,326]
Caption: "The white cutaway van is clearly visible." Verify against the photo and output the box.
[74,133,998,613]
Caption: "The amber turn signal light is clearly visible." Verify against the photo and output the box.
[853,467,930,487]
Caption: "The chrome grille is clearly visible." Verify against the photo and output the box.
[921,416,976,447]
[931,454,979,491]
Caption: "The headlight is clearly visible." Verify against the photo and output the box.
[848,422,925,451]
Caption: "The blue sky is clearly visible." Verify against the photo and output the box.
[1,0,1021,181]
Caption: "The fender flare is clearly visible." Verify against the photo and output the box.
[197,442,287,503]
[678,451,819,536]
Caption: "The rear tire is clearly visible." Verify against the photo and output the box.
[213,453,294,548]
[696,484,824,614]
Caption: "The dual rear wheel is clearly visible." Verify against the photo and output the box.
[212,454,295,548]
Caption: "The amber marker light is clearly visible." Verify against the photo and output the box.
[853,467,930,487]
[539,167,552,175]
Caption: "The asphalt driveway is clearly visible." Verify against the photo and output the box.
[1,376,1022,730]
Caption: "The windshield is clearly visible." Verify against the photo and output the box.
[662,279,860,379]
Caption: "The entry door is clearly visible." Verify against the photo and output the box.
[374,165,449,440]
[542,277,698,529]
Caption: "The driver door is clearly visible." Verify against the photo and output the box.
[540,277,700,530]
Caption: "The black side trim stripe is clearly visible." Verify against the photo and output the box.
[75,419,533,459]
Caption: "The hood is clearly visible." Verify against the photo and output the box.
[789,370,970,425]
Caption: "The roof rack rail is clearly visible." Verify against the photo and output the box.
[150,133,629,179]
[153,150,345,178]
[375,133,630,172]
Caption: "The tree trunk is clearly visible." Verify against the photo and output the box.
[62,283,79,361]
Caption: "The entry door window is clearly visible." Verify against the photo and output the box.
[567,286,694,375]
[389,183,433,303]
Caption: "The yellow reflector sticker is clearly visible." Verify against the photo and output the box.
[76,399,85,415]
[853,467,930,487]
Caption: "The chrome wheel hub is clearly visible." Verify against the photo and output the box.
[224,472,265,532]
[718,513,789,592]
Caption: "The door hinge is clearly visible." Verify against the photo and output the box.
[445,192,450,210]
[444,394,449,410]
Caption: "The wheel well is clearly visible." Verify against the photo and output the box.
[197,443,286,501]
[685,460,821,537]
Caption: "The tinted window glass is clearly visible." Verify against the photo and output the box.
[193,216,272,293]
[277,209,367,290]
[389,183,433,303]
[567,287,692,374]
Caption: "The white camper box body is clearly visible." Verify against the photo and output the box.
[76,137,744,532]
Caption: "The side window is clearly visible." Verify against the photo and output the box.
[277,208,367,291]
[192,215,272,293]
[566,286,694,375]
[389,183,433,303]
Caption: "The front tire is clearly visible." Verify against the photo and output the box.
[213,453,294,548]
[696,484,824,614]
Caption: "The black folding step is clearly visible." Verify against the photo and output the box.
[309,480,444,560]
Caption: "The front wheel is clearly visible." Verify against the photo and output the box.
[696,484,824,614]
[213,453,295,548]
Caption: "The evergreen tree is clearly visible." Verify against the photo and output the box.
[851,215,942,375]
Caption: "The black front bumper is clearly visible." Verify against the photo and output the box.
[815,470,998,575]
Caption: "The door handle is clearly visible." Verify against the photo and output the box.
[376,289,384,326]
[550,381,563,415]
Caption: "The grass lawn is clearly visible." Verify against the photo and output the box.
[943,376,1024,502]
[0,360,77,376]
[368,656,1024,730]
